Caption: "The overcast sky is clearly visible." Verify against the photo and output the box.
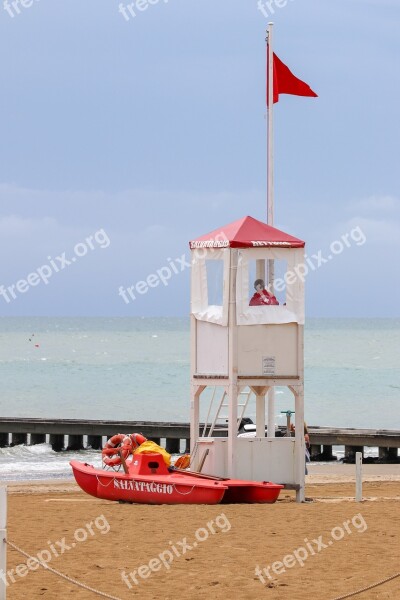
[0,0,399,317]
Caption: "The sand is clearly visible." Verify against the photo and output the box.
[3,466,400,600]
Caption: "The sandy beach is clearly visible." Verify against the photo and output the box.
[2,464,400,600]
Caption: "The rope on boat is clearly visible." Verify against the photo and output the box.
[4,539,123,600]
[96,474,116,487]
[172,484,196,496]
[330,571,400,600]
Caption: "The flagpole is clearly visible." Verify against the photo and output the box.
[266,22,275,440]
[267,22,274,230]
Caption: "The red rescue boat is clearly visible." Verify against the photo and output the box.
[70,452,283,505]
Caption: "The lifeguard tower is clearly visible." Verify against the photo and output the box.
[189,215,306,502]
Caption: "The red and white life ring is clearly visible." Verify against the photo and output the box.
[129,433,147,450]
[102,434,132,467]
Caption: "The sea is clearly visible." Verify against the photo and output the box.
[0,317,399,481]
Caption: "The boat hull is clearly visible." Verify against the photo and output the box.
[70,460,227,505]
[70,453,283,505]
[220,480,283,504]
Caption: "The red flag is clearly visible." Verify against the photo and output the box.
[267,47,317,105]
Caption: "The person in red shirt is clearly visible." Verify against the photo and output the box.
[249,279,279,306]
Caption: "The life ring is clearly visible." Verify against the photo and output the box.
[174,454,190,469]
[102,434,132,467]
[129,433,147,449]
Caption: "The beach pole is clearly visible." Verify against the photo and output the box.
[355,452,363,501]
[0,486,6,599]
[266,22,276,439]
[266,21,275,291]
[267,22,274,232]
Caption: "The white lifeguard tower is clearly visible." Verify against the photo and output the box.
[189,215,306,502]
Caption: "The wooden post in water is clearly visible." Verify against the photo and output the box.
[87,435,103,450]
[165,438,180,454]
[30,433,46,445]
[11,433,27,446]
[49,434,64,452]
[67,435,84,451]
[0,486,7,600]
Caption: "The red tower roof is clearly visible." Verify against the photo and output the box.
[189,216,305,249]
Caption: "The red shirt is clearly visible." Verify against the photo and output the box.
[249,289,279,306]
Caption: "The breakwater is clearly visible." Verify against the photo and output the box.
[0,419,399,463]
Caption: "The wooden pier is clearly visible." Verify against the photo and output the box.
[0,419,399,462]
[0,418,189,454]
[308,426,400,462]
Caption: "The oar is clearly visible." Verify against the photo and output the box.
[118,449,129,475]
[198,449,209,473]
[169,466,228,481]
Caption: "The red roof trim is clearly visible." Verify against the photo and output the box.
[189,216,305,249]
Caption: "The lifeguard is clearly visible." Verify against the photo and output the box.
[249,279,279,306]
